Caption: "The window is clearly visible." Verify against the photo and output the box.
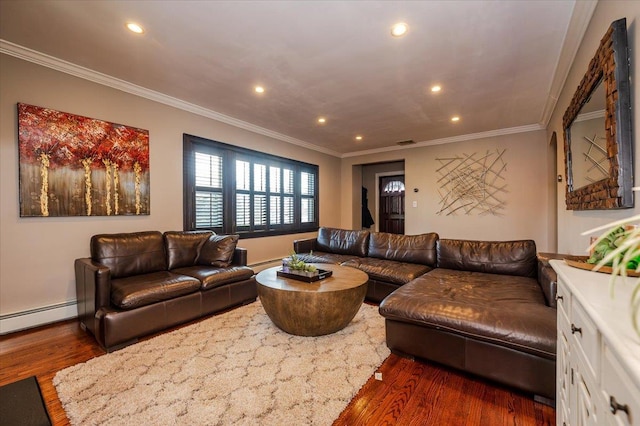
[383,180,405,193]
[183,134,319,238]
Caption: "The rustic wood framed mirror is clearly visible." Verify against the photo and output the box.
[563,18,633,210]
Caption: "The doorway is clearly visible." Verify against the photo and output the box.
[379,175,405,234]
[359,161,404,232]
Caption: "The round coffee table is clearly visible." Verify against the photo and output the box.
[256,263,369,336]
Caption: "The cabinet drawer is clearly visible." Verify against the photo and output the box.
[602,343,639,426]
[556,280,570,315]
[571,298,600,380]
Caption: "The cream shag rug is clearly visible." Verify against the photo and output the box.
[54,301,390,425]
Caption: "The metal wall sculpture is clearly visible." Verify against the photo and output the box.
[18,103,150,217]
[435,149,507,216]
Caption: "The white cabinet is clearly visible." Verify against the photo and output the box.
[551,260,640,426]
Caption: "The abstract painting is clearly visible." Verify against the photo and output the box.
[18,103,149,217]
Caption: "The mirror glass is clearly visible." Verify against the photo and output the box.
[567,79,607,190]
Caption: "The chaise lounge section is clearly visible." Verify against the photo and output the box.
[379,239,557,400]
[294,227,558,400]
[75,230,257,351]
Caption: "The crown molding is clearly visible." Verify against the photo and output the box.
[0,39,342,158]
[538,0,598,127]
[1,37,567,161]
[341,123,545,158]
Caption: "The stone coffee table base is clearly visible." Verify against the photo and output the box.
[256,264,368,336]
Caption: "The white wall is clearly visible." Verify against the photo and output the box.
[549,1,640,255]
[342,130,553,250]
[0,54,342,332]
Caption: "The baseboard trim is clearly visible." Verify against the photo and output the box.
[0,300,77,335]
[249,258,282,272]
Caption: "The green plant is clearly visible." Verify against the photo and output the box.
[584,214,640,337]
[285,251,317,273]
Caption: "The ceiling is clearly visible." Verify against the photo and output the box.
[0,1,586,157]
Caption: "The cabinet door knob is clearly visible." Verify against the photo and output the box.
[555,294,564,301]
[610,395,630,417]
[570,324,582,335]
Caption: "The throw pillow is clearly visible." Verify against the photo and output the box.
[197,234,239,267]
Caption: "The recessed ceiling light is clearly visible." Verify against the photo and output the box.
[431,85,442,93]
[391,22,409,37]
[317,117,326,124]
[355,135,363,141]
[126,22,144,34]
[254,86,265,93]
[451,116,460,122]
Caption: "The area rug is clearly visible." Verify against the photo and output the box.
[53,302,390,425]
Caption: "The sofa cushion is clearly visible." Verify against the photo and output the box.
[91,231,167,279]
[295,251,359,265]
[368,232,439,266]
[175,265,255,290]
[316,227,370,257]
[379,268,556,359]
[197,234,239,267]
[437,239,537,277]
[110,271,201,310]
[164,230,213,270]
[342,257,431,285]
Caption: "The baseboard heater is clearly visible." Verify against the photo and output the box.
[0,300,77,335]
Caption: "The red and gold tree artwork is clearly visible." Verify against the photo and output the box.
[18,103,150,217]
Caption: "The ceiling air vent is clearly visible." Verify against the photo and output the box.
[396,139,416,146]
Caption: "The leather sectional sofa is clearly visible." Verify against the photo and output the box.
[294,227,557,401]
[75,230,256,351]
[294,227,439,302]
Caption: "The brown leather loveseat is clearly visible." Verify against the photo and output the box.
[75,230,256,351]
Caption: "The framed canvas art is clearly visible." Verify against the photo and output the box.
[18,103,150,217]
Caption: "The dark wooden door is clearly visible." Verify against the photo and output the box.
[379,175,405,234]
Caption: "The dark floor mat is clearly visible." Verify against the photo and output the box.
[0,376,51,426]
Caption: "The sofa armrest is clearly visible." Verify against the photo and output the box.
[294,238,317,254]
[75,258,111,334]
[232,247,248,266]
[537,252,567,308]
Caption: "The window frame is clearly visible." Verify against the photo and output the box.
[183,133,319,239]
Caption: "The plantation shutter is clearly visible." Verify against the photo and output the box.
[236,160,251,227]
[283,168,294,224]
[253,163,267,227]
[301,171,316,223]
[194,152,223,230]
[269,166,282,225]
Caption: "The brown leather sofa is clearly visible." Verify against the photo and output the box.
[295,228,557,401]
[75,230,256,351]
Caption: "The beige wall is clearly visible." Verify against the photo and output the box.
[342,130,553,249]
[549,1,640,255]
[0,54,341,330]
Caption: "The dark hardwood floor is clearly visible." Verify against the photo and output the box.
[0,315,555,426]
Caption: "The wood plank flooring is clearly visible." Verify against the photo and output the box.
[0,316,555,425]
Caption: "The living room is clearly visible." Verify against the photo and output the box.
[1,1,639,425]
